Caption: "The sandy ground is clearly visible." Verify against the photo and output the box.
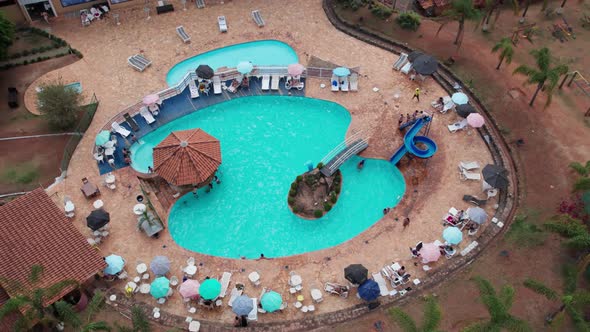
[32,0,500,327]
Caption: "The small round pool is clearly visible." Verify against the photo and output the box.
[166,40,299,86]
[131,96,406,258]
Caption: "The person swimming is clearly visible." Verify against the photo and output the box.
[357,159,366,170]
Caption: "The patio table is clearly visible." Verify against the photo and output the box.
[136,263,147,274]
[93,200,104,209]
[105,173,116,184]
[184,265,197,276]
[81,182,99,198]
[248,271,260,283]
[139,283,151,294]
[134,204,147,215]
[290,275,302,286]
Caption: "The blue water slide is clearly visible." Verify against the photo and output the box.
[390,116,438,164]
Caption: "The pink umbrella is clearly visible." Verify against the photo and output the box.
[467,113,485,128]
[143,94,160,106]
[179,279,200,299]
[420,242,441,263]
[287,63,305,76]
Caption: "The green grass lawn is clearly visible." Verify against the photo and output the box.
[0,161,41,185]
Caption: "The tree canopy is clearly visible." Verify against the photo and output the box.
[0,12,15,60]
[37,82,82,131]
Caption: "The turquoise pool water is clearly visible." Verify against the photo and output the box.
[166,40,299,86]
[65,82,82,94]
[130,96,406,258]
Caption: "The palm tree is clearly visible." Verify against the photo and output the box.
[436,0,482,49]
[513,47,569,107]
[544,215,590,251]
[462,277,532,332]
[388,295,445,332]
[523,264,590,331]
[80,291,111,332]
[569,161,590,192]
[491,37,514,70]
[0,265,82,330]
[115,305,151,332]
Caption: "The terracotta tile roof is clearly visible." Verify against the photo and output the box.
[0,189,106,306]
[153,129,222,186]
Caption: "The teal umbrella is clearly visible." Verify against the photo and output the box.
[236,61,253,74]
[150,276,170,299]
[199,279,221,300]
[104,254,125,275]
[95,130,110,146]
[442,226,463,245]
[333,67,351,77]
[261,291,282,312]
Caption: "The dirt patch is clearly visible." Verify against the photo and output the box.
[290,168,342,218]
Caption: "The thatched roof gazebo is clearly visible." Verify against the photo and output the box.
[153,129,221,188]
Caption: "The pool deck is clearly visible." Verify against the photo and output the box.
[33,0,500,328]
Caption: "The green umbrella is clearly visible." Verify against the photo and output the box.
[199,279,221,300]
[261,291,282,312]
[150,276,170,299]
[95,130,110,146]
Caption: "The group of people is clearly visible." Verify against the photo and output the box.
[398,110,428,128]
[192,175,221,197]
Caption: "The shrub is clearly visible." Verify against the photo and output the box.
[22,50,30,56]
[292,206,301,213]
[296,175,303,183]
[288,196,295,206]
[314,210,323,218]
[23,60,28,65]
[1,162,40,184]
[289,189,297,197]
[338,0,367,10]
[324,202,332,212]
[290,182,298,190]
[370,3,393,19]
[396,11,422,31]
[0,12,15,60]
[37,81,82,130]
[334,184,341,193]
[317,162,324,169]
[330,194,338,204]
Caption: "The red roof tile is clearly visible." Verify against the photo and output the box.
[153,129,222,186]
[0,189,106,306]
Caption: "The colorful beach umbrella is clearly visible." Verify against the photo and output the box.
[344,264,368,285]
[451,92,469,105]
[199,278,221,300]
[150,256,170,275]
[179,279,200,299]
[236,61,253,74]
[420,242,441,263]
[143,94,159,105]
[288,63,305,76]
[466,207,488,225]
[95,130,110,146]
[333,67,351,77]
[232,295,254,316]
[467,113,485,128]
[150,276,170,299]
[443,227,463,245]
[104,254,125,275]
[358,279,380,301]
[261,291,282,312]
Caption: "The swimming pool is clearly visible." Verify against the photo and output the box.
[131,96,406,258]
[166,40,298,86]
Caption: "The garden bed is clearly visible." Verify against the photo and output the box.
[288,166,342,219]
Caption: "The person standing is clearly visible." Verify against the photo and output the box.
[403,217,410,229]
[412,88,421,101]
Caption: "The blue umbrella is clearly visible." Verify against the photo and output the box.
[150,256,170,275]
[232,295,254,316]
[104,254,125,275]
[333,67,351,77]
[150,276,170,299]
[443,227,463,245]
[358,279,380,301]
[236,61,253,74]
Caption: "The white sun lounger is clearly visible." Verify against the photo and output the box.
[393,53,408,70]
[460,161,480,171]
[400,62,413,75]
[196,0,205,8]
[460,168,482,181]
[340,76,349,92]
[176,26,191,43]
[213,76,222,95]
[219,272,231,298]
[218,16,227,33]
[189,80,199,98]
[252,10,265,27]
[372,273,389,296]
[331,74,339,92]
[139,107,155,124]
[261,75,270,91]
[127,54,152,72]
[271,75,280,91]
[349,73,358,91]
[111,122,131,137]
[247,298,258,321]
[227,287,242,307]
[448,119,468,132]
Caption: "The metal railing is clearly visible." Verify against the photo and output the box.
[320,130,366,165]
[324,139,368,175]
[61,94,99,172]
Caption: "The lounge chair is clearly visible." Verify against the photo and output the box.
[123,113,139,131]
[196,0,205,9]
[90,7,102,19]
[227,286,242,307]
[487,188,498,199]
[189,80,200,98]
[100,5,110,15]
[247,298,258,321]
[448,119,468,132]
[176,26,191,43]
[251,10,265,27]
[372,273,389,296]
[227,79,240,93]
[340,76,349,92]
[212,76,222,94]
[393,53,408,70]
[219,272,231,298]
[324,282,349,298]
[331,75,339,92]
[218,16,228,33]
[134,54,151,67]
[80,10,91,26]
[460,168,482,181]
[285,76,304,90]
[111,122,131,137]
[261,75,270,91]
[349,73,358,91]
[127,54,152,72]
[400,62,412,75]
[271,75,280,91]
[463,195,487,206]
[139,107,155,124]
[459,161,480,171]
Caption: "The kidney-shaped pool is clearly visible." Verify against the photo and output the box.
[130,96,406,258]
